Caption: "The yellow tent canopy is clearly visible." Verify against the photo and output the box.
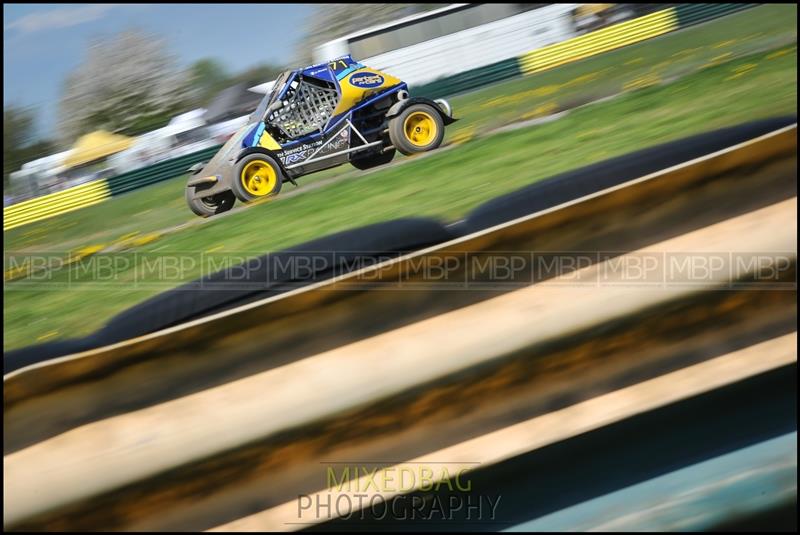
[63,130,134,170]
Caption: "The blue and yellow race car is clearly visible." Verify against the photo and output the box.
[186,55,456,216]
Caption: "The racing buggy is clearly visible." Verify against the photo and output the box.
[186,55,456,217]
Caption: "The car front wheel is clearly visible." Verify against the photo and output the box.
[232,153,284,203]
[388,103,445,156]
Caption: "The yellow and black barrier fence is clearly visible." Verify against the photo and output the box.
[519,4,757,75]
[520,8,679,75]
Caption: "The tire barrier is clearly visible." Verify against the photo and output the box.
[462,115,797,232]
[3,120,796,530]
[98,217,457,342]
[3,218,458,374]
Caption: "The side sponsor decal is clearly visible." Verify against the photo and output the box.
[349,71,385,89]
[279,128,350,166]
[284,148,311,165]
[323,128,351,155]
[307,67,328,77]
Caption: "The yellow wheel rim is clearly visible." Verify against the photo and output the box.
[241,160,277,196]
[403,111,437,147]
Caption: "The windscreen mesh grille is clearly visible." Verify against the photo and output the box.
[269,79,339,139]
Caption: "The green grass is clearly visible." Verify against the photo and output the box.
[3,26,797,350]
[5,4,796,256]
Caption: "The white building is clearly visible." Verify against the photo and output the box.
[312,4,579,87]
[107,108,216,174]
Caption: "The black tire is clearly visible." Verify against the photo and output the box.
[388,103,445,156]
[232,153,283,203]
[95,218,459,349]
[5,218,459,375]
[462,115,799,233]
[185,183,235,217]
[350,148,396,170]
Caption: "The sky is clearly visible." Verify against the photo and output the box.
[3,3,315,138]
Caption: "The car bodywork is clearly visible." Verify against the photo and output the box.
[186,55,455,202]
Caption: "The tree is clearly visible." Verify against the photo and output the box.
[229,63,284,87]
[4,106,33,181]
[4,106,33,188]
[3,105,56,190]
[185,59,284,108]
[189,58,231,107]
[57,30,196,144]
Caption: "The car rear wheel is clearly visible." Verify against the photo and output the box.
[388,104,445,156]
[185,184,235,217]
[232,153,283,203]
[351,148,396,170]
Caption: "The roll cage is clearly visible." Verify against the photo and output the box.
[254,67,340,143]
[269,73,339,139]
